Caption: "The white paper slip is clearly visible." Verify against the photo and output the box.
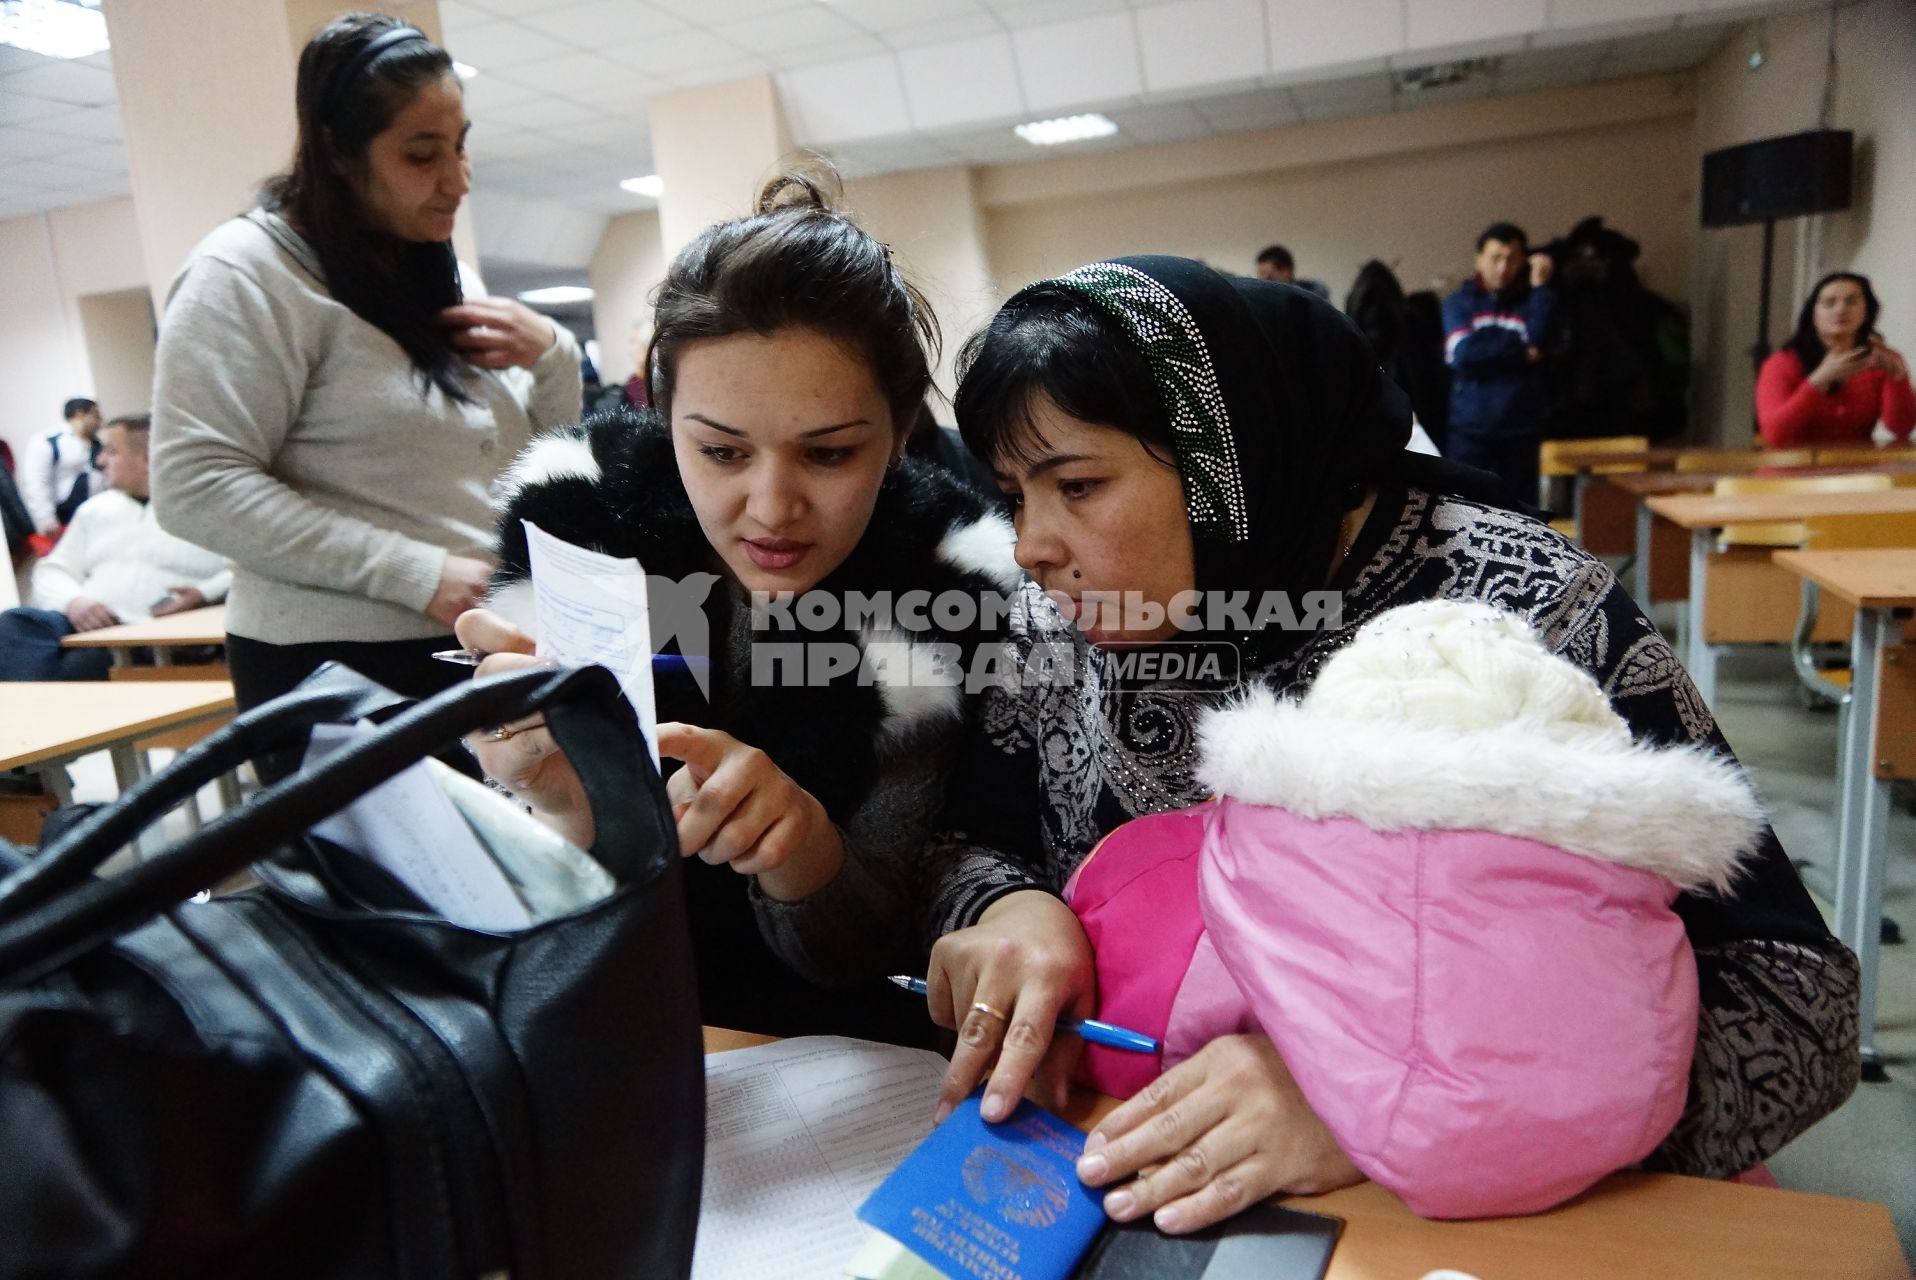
[694,1036,947,1280]
[303,722,533,931]
[522,519,659,767]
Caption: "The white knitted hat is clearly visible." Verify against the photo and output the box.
[1196,600,1764,891]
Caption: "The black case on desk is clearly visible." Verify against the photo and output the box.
[1073,1202,1343,1279]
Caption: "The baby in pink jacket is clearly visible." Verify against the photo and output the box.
[1063,600,1765,1219]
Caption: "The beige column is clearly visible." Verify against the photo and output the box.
[588,210,667,384]
[100,0,473,309]
[649,75,793,260]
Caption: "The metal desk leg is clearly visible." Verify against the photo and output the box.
[1686,529,1717,708]
[108,744,164,859]
[1834,606,1893,1081]
[1634,500,1654,611]
[110,648,131,669]
[1570,471,1586,538]
[32,764,73,807]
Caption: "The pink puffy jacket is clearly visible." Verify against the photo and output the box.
[1062,602,1765,1219]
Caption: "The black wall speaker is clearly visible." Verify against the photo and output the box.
[1701,129,1853,227]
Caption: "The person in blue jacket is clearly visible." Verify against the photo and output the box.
[1442,222,1557,502]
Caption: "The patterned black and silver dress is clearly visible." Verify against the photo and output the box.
[923,483,1860,1180]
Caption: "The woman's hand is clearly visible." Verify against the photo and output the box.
[1076,1034,1364,1234]
[1867,336,1910,383]
[427,555,496,626]
[439,297,557,370]
[1807,343,1872,391]
[150,586,206,617]
[656,723,844,901]
[926,890,1095,1125]
[454,608,596,847]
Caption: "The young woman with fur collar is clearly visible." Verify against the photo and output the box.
[920,256,1859,1233]
[456,177,1017,1042]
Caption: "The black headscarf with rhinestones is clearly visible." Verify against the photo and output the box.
[1032,255,1510,624]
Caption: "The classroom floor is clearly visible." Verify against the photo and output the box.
[57,633,1916,1263]
[1706,645,1916,1265]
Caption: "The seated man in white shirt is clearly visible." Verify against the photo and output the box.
[0,415,229,681]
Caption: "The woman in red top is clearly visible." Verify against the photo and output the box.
[1757,271,1914,448]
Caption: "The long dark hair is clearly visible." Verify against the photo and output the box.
[1785,271,1880,374]
[648,168,938,434]
[263,13,471,402]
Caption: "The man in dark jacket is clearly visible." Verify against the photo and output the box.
[1443,222,1557,502]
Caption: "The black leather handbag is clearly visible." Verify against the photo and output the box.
[0,663,704,1280]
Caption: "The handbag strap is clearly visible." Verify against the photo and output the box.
[0,664,665,981]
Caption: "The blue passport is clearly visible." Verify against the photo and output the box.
[854,1094,1105,1280]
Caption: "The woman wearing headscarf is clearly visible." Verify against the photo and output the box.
[916,256,1859,1232]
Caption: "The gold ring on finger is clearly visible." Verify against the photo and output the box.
[970,1000,1011,1025]
[482,718,547,742]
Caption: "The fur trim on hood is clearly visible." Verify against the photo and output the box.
[1195,601,1763,892]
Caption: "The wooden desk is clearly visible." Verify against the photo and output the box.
[702,1028,1909,1279]
[1647,490,1916,706]
[1775,550,1916,1080]
[1608,466,1916,607]
[0,681,235,852]
[60,605,227,667]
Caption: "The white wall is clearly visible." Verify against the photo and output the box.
[1691,0,1916,445]
[843,166,997,414]
[978,74,1699,305]
[77,289,158,421]
[0,196,147,458]
[587,209,666,383]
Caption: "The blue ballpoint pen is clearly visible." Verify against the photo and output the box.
[886,975,1160,1055]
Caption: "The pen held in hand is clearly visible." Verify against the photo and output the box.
[433,649,709,678]
[886,975,1160,1055]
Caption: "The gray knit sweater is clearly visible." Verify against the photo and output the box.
[151,210,581,644]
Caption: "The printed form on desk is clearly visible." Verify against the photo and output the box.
[695,1036,946,1280]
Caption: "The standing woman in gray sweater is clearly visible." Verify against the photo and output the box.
[151,13,580,763]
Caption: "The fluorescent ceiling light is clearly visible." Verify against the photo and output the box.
[517,285,594,305]
[453,60,478,80]
[620,174,664,198]
[0,0,111,60]
[1013,113,1118,147]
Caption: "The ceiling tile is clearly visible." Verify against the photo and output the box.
[776,52,911,142]
[0,47,53,77]
[1137,0,1267,93]
[646,0,805,21]
[494,50,636,94]
[601,28,753,76]
[1549,0,1695,27]
[2,158,97,189]
[671,55,778,86]
[31,105,121,142]
[443,20,575,71]
[1403,0,1546,50]
[713,6,870,53]
[899,33,1022,129]
[877,11,1007,48]
[1011,11,1143,113]
[459,72,550,121]
[0,123,70,160]
[1190,86,1301,130]
[1266,0,1404,73]
[531,0,691,46]
[437,0,501,33]
[0,91,74,127]
[0,60,115,107]
[987,0,1132,26]
[1529,15,1676,46]
[770,35,894,68]
[58,141,128,173]
[1105,101,1214,143]
[1389,33,1525,65]
[828,0,990,34]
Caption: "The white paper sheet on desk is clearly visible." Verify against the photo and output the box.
[522,519,658,767]
[694,1036,947,1280]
